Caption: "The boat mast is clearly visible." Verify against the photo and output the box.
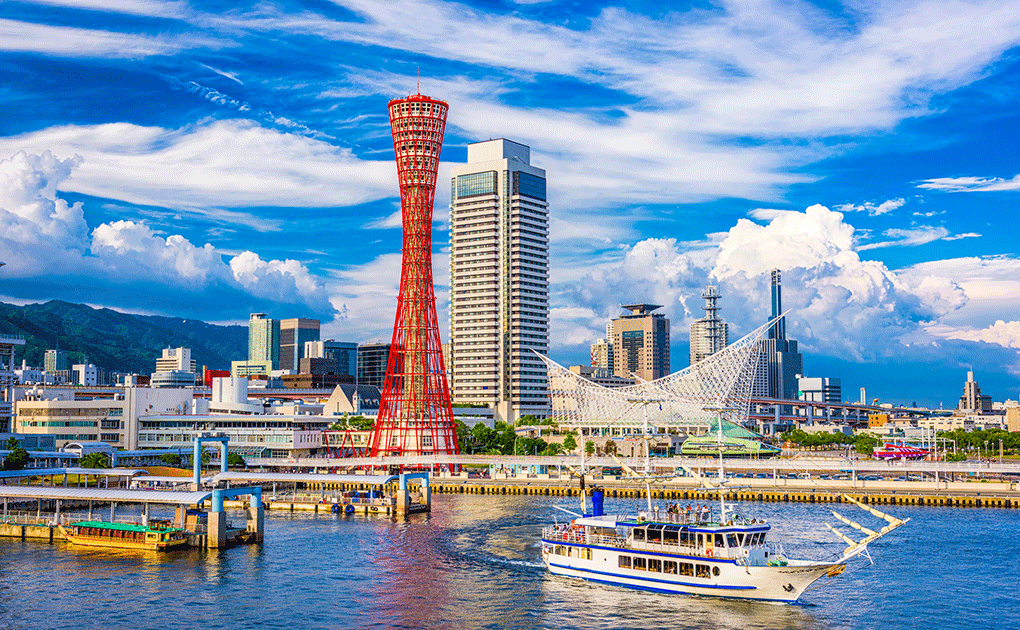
[717,410,727,522]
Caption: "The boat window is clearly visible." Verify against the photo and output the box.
[648,559,662,572]
[679,562,694,577]
[727,534,739,548]
[568,547,574,558]
[585,549,592,560]
[713,566,721,577]
[696,564,711,578]
[633,557,647,571]
[714,534,724,547]
[619,556,631,569]
[680,529,691,545]
[555,545,566,556]
[646,526,662,543]
[664,561,677,574]
[633,528,645,541]
[697,533,704,547]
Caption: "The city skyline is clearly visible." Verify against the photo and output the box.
[0,1,1018,406]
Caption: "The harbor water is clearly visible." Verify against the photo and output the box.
[1,493,1017,630]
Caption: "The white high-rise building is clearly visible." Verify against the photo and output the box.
[449,139,549,422]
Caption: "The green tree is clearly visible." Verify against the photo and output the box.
[80,452,110,469]
[227,453,246,468]
[3,446,29,471]
[854,434,878,456]
[604,439,618,456]
[3,437,18,450]
[159,453,182,466]
[585,440,596,456]
[562,433,577,452]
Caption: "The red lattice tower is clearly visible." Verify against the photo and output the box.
[369,93,460,457]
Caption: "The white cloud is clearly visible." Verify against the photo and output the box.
[556,204,971,362]
[0,150,333,313]
[0,18,214,58]
[19,0,189,18]
[918,174,1020,192]
[0,120,394,213]
[858,225,949,250]
[836,198,906,216]
[933,320,1020,349]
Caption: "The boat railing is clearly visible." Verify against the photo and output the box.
[541,526,627,548]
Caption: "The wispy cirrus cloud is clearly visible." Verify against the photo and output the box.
[836,198,906,216]
[0,18,219,58]
[0,120,393,213]
[918,174,1020,192]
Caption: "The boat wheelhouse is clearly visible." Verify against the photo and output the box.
[59,520,187,551]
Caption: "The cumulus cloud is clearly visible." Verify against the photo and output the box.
[932,320,1020,350]
[0,150,334,315]
[918,174,1020,192]
[836,198,906,216]
[554,204,970,362]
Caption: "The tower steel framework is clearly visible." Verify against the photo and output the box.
[369,93,459,457]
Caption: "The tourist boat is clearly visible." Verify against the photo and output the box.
[542,417,908,603]
[59,520,188,551]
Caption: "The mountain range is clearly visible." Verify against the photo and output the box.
[0,300,247,375]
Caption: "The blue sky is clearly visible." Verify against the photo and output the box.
[0,0,1018,406]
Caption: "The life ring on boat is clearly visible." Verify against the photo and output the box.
[345,504,354,514]
[370,506,380,513]
[705,548,714,558]
[331,503,341,513]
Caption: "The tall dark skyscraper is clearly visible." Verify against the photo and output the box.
[754,269,803,400]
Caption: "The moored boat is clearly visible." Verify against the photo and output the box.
[59,520,188,551]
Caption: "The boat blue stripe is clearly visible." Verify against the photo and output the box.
[569,574,796,603]
[547,561,756,591]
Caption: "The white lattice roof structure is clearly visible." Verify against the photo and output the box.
[542,319,775,430]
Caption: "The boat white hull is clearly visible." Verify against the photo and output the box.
[542,542,842,603]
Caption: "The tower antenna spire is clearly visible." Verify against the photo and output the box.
[417,67,420,95]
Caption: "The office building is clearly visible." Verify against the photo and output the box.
[357,343,390,388]
[753,270,803,400]
[305,340,357,378]
[798,377,841,404]
[689,285,729,365]
[72,363,101,387]
[16,387,192,450]
[155,347,197,373]
[449,138,550,421]
[590,338,613,370]
[1,334,25,432]
[248,313,280,370]
[958,370,993,413]
[610,304,670,381]
[44,348,68,373]
[280,318,320,371]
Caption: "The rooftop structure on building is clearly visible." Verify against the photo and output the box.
[568,365,636,389]
[610,303,670,382]
[690,285,729,365]
[449,138,550,423]
[957,370,993,413]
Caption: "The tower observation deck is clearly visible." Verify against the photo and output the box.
[369,94,459,457]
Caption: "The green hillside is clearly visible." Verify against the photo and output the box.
[0,300,246,374]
